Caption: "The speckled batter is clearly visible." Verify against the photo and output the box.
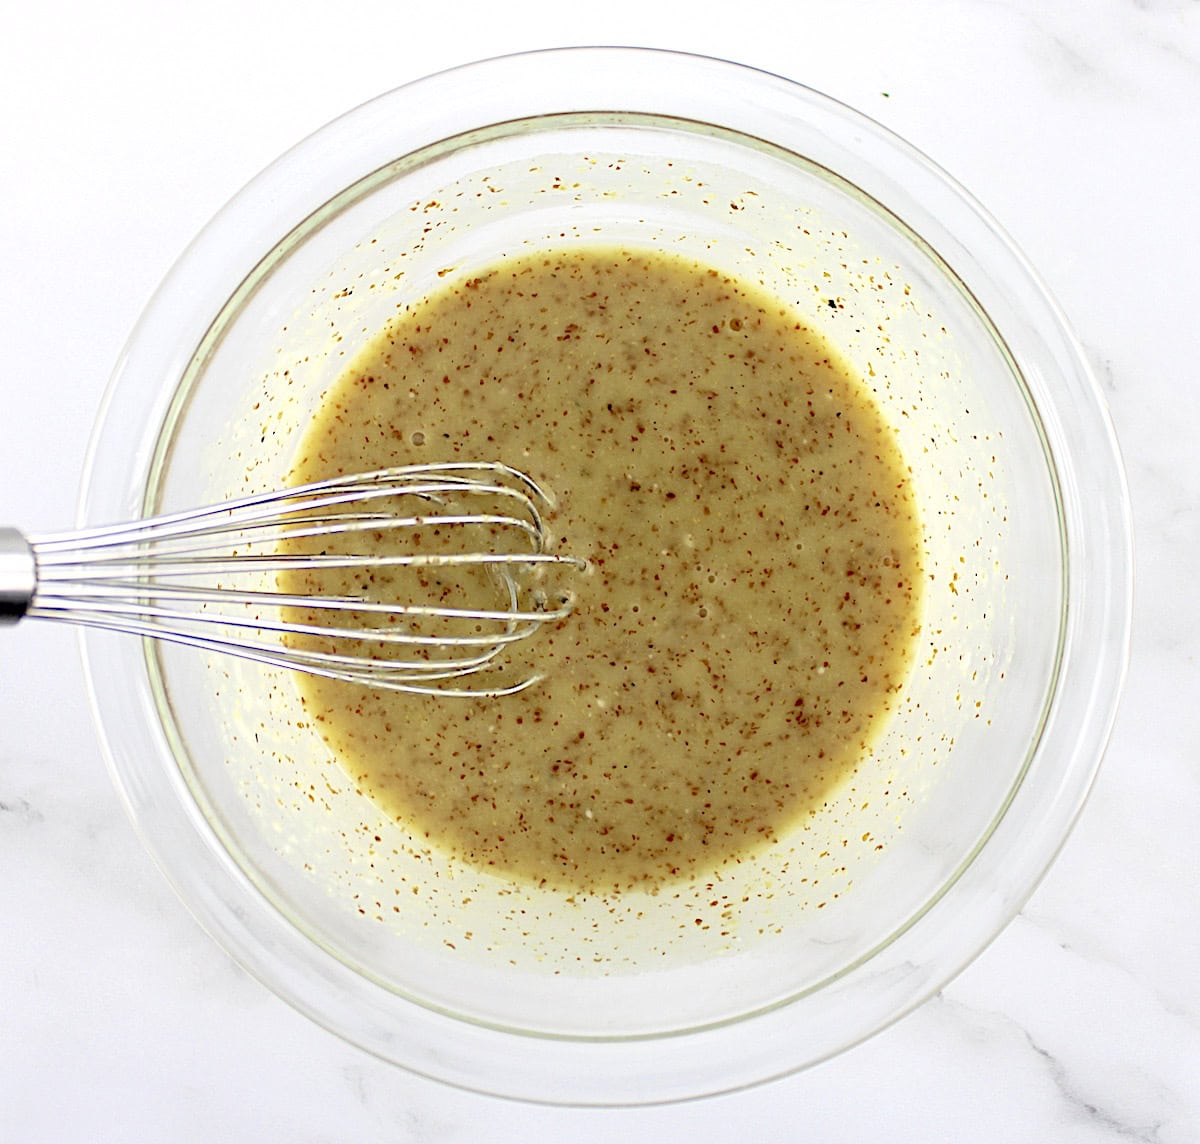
[283,246,923,893]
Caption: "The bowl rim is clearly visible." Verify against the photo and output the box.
[77,45,1133,1106]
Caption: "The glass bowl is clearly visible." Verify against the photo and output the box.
[78,47,1132,1105]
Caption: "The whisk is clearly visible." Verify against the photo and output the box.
[0,462,585,697]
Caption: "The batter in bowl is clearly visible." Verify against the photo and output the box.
[282,245,923,893]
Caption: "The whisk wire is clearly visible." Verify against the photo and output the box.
[12,462,583,696]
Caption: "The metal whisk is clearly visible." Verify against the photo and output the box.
[0,462,585,697]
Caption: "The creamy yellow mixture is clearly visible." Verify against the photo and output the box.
[283,246,923,893]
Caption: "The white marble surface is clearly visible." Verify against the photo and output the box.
[1,0,1196,1139]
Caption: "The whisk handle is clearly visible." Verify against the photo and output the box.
[0,528,35,624]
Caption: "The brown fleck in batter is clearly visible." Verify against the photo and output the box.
[283,246,922,893]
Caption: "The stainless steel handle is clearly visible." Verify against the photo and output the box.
[0,527,35,624]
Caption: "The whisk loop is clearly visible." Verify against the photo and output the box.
[0,462,586,696]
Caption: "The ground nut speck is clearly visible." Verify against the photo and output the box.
[281,245,923,894]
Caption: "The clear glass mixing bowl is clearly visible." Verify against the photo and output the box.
[78,48,1132,1105]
